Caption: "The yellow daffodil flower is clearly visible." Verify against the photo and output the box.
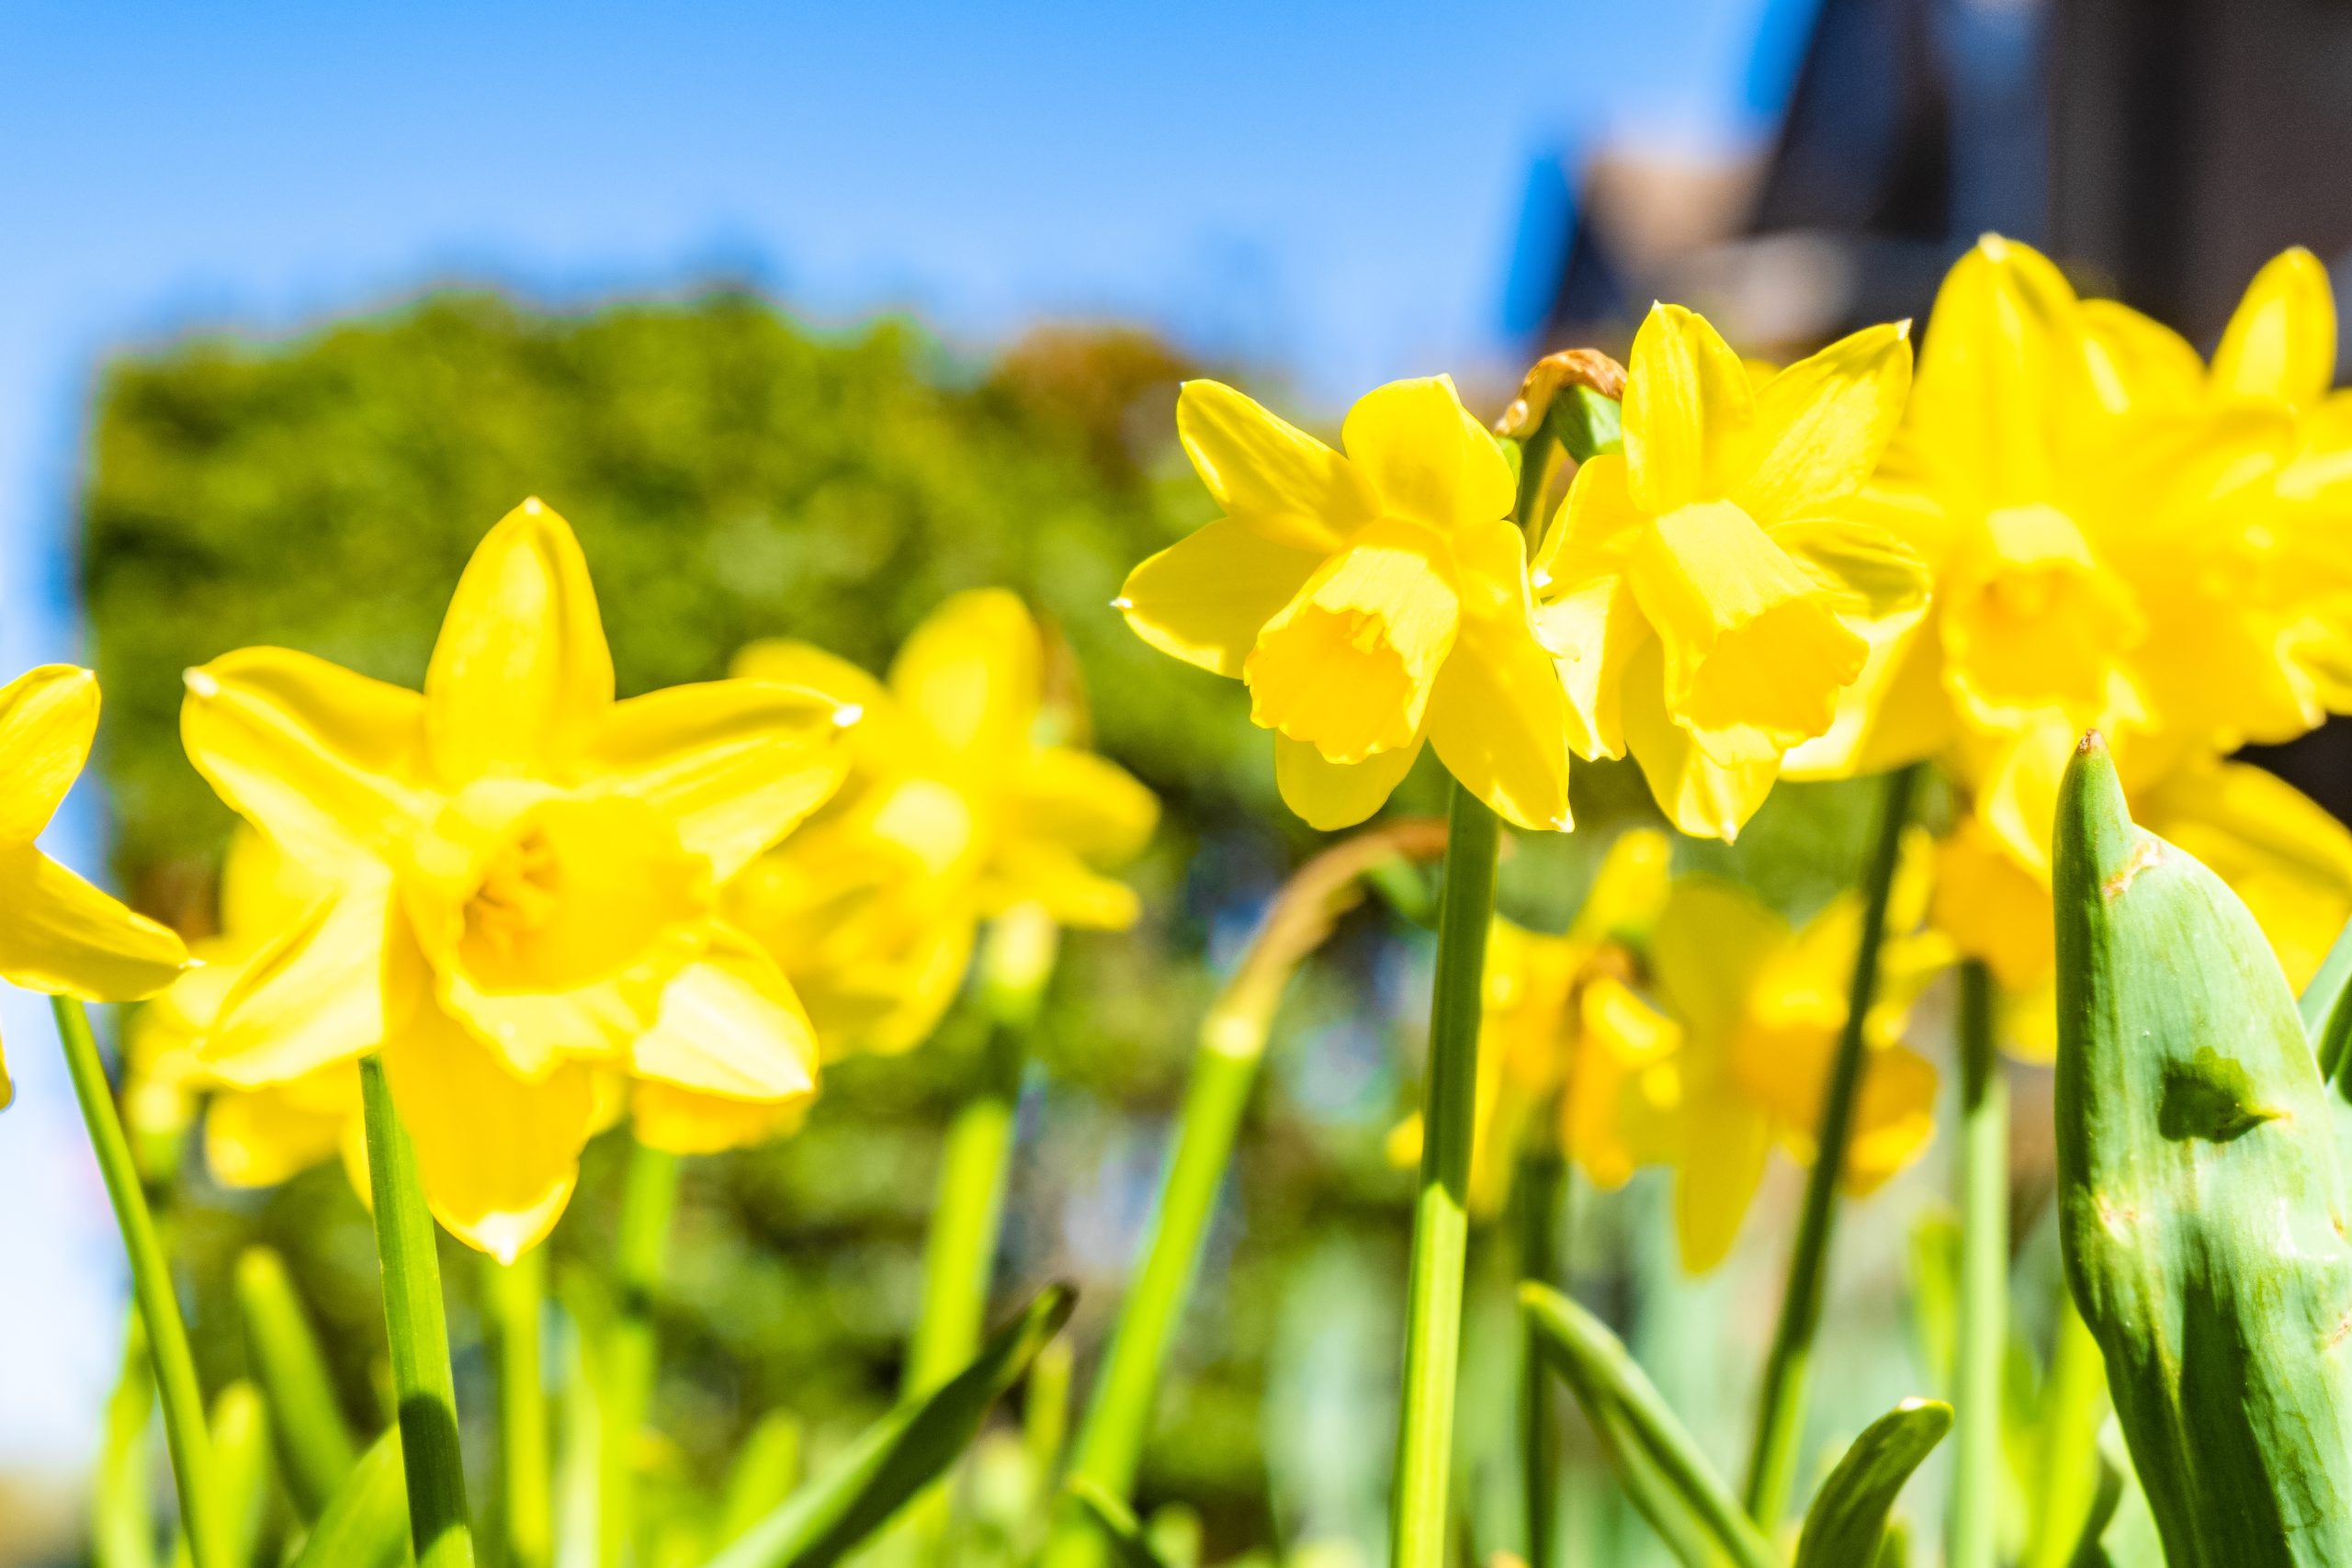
[179,499,854,1259]
[130,827,361,1187]
[1532,304,1924,840]
[1121,377,1570,831]
[1387,829,1673,1213]
[0,665,187,1104]
[1614,844,1948,1273]
[725,590,1159,1059]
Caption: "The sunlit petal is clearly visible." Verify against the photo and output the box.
[0,845,187,1001]
[1118,519,1326,678]
[0,665,97,844]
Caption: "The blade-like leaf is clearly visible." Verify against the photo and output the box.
[703,1284,1076,1568]
[1067,1478,1175,1568]
[1792,1398,1951,1568]
[237,1247,361,1520]
[290,1426,411,1568]
[1519,1284,1775,1568]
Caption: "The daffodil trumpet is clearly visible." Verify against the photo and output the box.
[1742,761,1923,1528]
[1046,821,1448,1568]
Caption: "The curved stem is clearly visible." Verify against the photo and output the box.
[1951,958,2006,1568]
[1740,762,1921,1527]
[359,1055,477,1568]
[52,997,225,1568]
[1389,784,1501,1568]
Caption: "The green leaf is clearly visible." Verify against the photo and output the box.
[208,1381,275,1567]
[1554,385,1623,462]
[95,1313,157,1568]
[290,1426,411,1568]
[237,1246,361,1520]
[1066,1478,1176,1568]
[703,1284,1076,1568]
[715,1410,807,1550]
[1518,1284,1775,1568]
[2298,913,2352,1077]
[1792,1398,1951,1568]
[2054,733,2352,1565]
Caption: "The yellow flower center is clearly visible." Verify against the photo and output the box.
[1245,523,1460,763]
[1944,502,2143,722]
[408,784,709,998]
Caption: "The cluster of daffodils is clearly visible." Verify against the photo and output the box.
[1125,233,2352,1259]
[110,503,1156,1260]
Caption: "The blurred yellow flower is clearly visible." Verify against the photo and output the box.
[1387,829,1674,1213]
[726,590,1159,1059]
[0,665,187,1105]
[1532,304,1923,840]
[1122,376,1570,831]
[1616,846,1948,1273]
[130,828,360,1188]
[179,499,853,1259]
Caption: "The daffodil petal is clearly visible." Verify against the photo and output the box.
[1535,576,1646,762]
[1781,615,1953,782]
[1425,523,1572,832]
[1676,1093,1770,1274]
[888,588,1041,760]
[1647,876,1787,1041]
[182,648,434,865]
[582,679,853,881]
[632,1081,808,1155]
[1532,452,1645,583]
[1732,321,1912,522]
[207,1069,359,1189]
[424,499,615,785]
[1273,733,1422,832]
[0,665,97,844]
[1905,235,2080,508]
[1841,1044,1939,1196]
[1177,379,1379,551]
[729,638,891,712]
[628,927,820,1103]
[2211,247,2336,407]
[2078,299,2202,417]
[1623,641,1781,840]
[978,840,1143,929]
[0,845,187,1000]
[202,879,394,1089]
[1623,303,1753,513]
[1767,517,1931,621]
[380,991,597,1262]
[1339,376,1515,530]
[1119,518,1327,678]
[2140,759,2352,993]
[1929,818,2054,994]
[1012,747,1159,863]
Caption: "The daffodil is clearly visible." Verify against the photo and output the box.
[1121,377,1570,831]
[1532,305,1924,840]
[1388,829,1674,1213]
[1614,846,1948,1272]
[180,499,854,1258]
[130,827,362,1188]
[1786,236,2352,1017]
[724,590,1159,1059]
[0,665,187,1105]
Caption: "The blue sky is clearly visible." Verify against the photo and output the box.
[0,0,1812,1472]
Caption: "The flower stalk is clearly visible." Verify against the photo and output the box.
[53,997,227,1568]
[1390,783,1502,1568]
[1517,1140,1567,1568]
[359,1054,477,1568]
[1741,762,1922,1527]
[599,1138,680,1568]
[1951,958,2005,1568]
[486,1246,551,1568]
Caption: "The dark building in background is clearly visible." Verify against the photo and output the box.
[1512,0,2352,815]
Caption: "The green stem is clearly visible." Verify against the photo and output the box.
[599,1138,679,1568]
[486,1246,552,1568]
[1740,762,1921,1528]
[52,998,225,1568]
[905,1013,1031,1398]
[1950,959,2005,1568]
[358,1055,476,1568]
[1043,1036,1264,1568]
[1518,1144,1566,1568]
[1390,784,1502,1568]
